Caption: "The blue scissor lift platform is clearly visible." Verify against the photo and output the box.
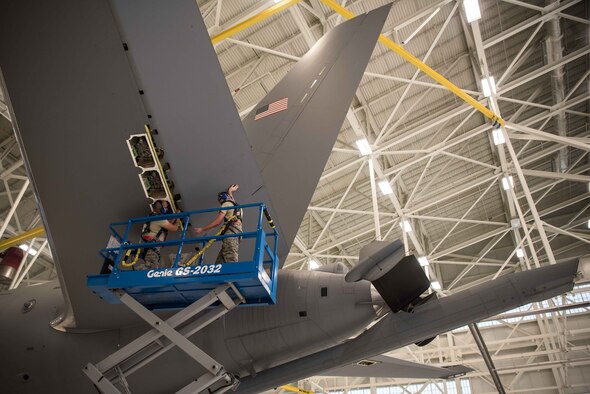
[84,203,279,394]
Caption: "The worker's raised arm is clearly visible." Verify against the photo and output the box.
[227,184,239,198]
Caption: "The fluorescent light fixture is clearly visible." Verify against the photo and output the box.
[431,281,442,290]
[274,0,282,3]
[309,259,319,270]
[400,220,412,233]
[355,138,372,156]
[418,257,429,267]
[502,176,514,191]
[481,76,496,97]
[378,180,393,195]
[492,128,505,145]
[516,248,524,258]
[19,244,38,256]
[463,0,481,23]
[510,218,521,229]
[587,219,590,229]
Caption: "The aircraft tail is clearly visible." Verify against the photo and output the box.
[242,4,392,263]
[235,260,579,393]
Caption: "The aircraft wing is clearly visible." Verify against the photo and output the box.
[235,260,578,393]
[319,355,471,379]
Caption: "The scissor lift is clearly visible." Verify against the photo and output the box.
[84,203,279,394]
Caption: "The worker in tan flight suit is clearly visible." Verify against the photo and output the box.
[193,184,242,263]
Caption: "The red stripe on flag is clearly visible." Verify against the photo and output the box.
[254,97,288,120]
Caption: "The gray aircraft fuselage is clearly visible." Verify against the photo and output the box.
[0,270,378,393]
[0,258,579,393]
[0,2,581,393]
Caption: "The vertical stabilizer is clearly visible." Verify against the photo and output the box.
[242,4,392,262]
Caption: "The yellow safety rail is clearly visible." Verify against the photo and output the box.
[182,212,238,267]
[0,225,45,251]
[280,385,314,394]
[317,0,504,127]
[121,247,142,267]
[211,0,301,45]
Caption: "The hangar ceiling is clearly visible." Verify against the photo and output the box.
[0,0,588,392]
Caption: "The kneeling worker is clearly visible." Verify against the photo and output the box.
[193,184,242,263]
[141,200,181,268]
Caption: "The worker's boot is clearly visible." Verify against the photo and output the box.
[133,258,147,271]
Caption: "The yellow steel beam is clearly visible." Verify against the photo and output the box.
[211,0,302,45]
[280,385,314,394]
[0,225,45,251]
[318,0,505,128]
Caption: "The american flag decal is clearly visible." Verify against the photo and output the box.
[254,97,288,121]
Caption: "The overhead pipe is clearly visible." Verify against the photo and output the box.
[211,0,301,45]
[0,225,45,251]
[544,1,568,172]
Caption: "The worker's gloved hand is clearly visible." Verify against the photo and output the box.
[193,227,205,235]
[228,184,239,193]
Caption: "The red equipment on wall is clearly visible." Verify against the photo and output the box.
[0,247,25,284]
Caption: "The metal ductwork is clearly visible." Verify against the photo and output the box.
[544,1,568,172]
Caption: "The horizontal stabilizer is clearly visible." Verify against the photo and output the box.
[345,240,404,282]
[320,355,471,379]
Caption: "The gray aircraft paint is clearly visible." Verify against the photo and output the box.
[106,0,274,265]
[346,240,405,282]
[0,259,578,393]
[0,1,582,393]
[319,355,472,379]
[0,270,376,393]
[236,260,579,393]
[0,0,150,329]
[110,0,391,266]
[241,5,391,264]
[0,0,390,329]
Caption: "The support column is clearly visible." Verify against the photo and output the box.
[468,323,506,394]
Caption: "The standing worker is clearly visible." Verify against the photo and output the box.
[139,200,181,268]
[193,184,242,263]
